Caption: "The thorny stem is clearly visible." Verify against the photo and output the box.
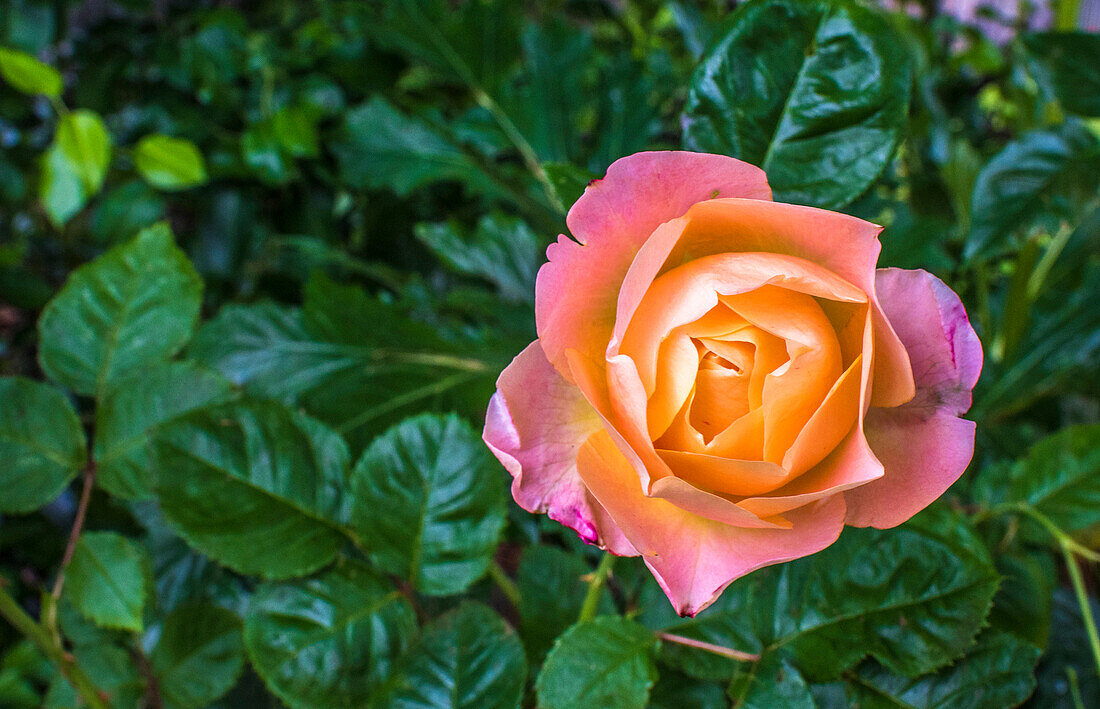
[656,632,761,662]
[578,553,616,624]
[0,583,108,709]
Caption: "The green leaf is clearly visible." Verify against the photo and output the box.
[90,180,166,244]
[37,223,203,396]
[241,121,297,185]
[244,560,416,709]
[649,670,727,709]
[966,121,1100,260]
[151,603,244,709]
[378,603,527,709]
[1006,424,1100,533]
[0,46,61,97]
[151,399,351,579]
[349,413,506,596]
[94,361,235,500]
[735,656,815,709]
[662,512,999,681]
[1024,32,1100,117]
[133,134,207,191]
[272,105,320,158]
[517,545,615,662]
[536,616,658,709]
[57,110,111,195]
[683,0,910,208]
[1033,589,1100,706]
[39,139,87,227]
[332,96,497,196]
[0,377,85,513]
[65,531,149,632]
[543,161,596,209]
[414,213,539,302]
[844,630,1040,708]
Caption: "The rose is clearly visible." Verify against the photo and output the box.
[483,151,982,616]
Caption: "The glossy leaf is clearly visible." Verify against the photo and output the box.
[661,512,999,681]
[0,46,61,96]
[57,110,111,196]
[95,361,235,499]
[151,603,244,708]
[133,134,207,191]
[536,616,658,709]
[1024,32,1100,117]
[683,0,910,208]
[151,400,351,579]
[37,223,202,396]
[414,213,540,302]
[244,560,416,708]
[735,656,815,709]
[966,122,1100,259]
[378,603,527,709]
[65,532,149,632]
[0,377,85,513]
[349,413,506,596]
[1007,424,1100,532]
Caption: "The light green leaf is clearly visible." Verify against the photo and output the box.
[332,96,497,196]
[133,134,207,191]
[414,213,539,302]
[94,361,235,500]
[57,110,111,195]
[0,46,61,97]
[37,223,202,396]
[661,511,999,681]
[683,0,910,208]
[1024,31,1100,117]
[40,139,87,227]
[349,413,506,596]
[378,603,527,709]
[65,532,149,632]
[244,560,416,709]
[0,377,85,513]
[966,121,1100,260]
[844,630,1040,708]
[151,603,244,709]
[151,400,351,579]
[536,616,658,709]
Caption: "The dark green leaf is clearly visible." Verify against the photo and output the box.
[151,400,351,579]
[845,629,1040,709]
[735,656,815,709]
[1032,589,1100,708]
[683,0,910,208]
[0,46,61,96]
[57,110,111,196]
[378,603,526,709]
[333,97,496,196]
[151,603,244,708]
[1006,424,1100,533]
[65,531,150,632]
[1024,32,1100,117]
[536,616,658,709]
[272,105,320,158]
[95,361,235,500]
[244,560,416,709]
[241,121,297,185]
[133,134,207,191]
[649,670,727,709]
[966,122,1100,260]
[0,377,85,513]
[90,180,166,244]
[37,223,203,396]
[543,161,596,209]
[414,213,539,302]
[349,413,506,596]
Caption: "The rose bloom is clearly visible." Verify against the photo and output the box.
[483,152,982,616]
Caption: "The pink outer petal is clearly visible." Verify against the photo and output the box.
[577,429,846,616]
[483,341,636,554]
[536,152,771,380]
[844,268,983,529]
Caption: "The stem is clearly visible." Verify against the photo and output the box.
[488,561,521,610]
[44,463,96,639]
[0,584,108,709]
[578,553,616,624]
[1063,541,1100,681]
[656,632,761,662]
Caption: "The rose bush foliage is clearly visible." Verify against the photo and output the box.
[0,0,1098,707]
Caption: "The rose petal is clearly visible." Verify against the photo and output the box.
[843,268,982,528]
[483,341,636,553]
[537,152,771,380]
[577,429,846,616]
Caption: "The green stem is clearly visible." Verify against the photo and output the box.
[488,561,521,609]
[656,632,760,662]
[0,585,108,709]
[578,553,616,624]
[1063,541,1100,681]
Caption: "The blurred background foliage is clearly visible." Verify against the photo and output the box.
[0,0,1098,707]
